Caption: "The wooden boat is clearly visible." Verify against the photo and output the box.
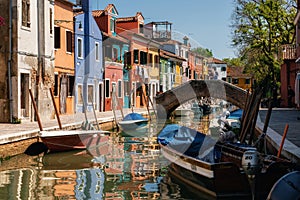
[39,130,109,153]
[118,112,148,131]
[157,124,295,199]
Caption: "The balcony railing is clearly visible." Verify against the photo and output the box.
[279,44,297,60]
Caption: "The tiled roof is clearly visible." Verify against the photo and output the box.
[160,49,186,61]
[211,57,227,64]
[117,17,136,22]
[227,66,252,78]
[92,10,105,17]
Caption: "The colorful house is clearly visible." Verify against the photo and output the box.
[279,0,299,107]
[93,4,129,111]
[53,0,75,115]
[207,57,227,81]
[0,0,54,122]
[74,0,104,113]
[116,12,161,108]
[226,66,253,91]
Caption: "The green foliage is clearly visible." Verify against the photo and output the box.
[231,0,296,86]
[223,57,245,67]
[191,47,213,57]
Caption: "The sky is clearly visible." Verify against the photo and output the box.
[90,0,236,59]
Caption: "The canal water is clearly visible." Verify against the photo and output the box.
[0,109,225,200]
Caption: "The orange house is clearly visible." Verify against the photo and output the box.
[53,0,75,115]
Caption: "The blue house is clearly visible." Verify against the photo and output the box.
[74,0,104,113]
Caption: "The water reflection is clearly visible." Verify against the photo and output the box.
[0,112,223,200]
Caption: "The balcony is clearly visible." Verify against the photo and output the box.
[279,44,296,60]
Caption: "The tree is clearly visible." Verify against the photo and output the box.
[191,47,213,57]
[231,0,296,94]
[223,57,245,67]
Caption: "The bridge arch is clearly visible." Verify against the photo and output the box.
[155,80,249,119]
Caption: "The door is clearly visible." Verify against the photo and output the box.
[20,73,29,118]
[60,75,67,114]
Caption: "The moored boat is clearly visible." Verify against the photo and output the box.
[118,112,148,131]
[39,130,109,153]
[157,124,295,199]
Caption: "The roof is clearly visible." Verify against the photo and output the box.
[210,57,227,64]
[92,10,105,17]
[102,32,129,43]
[160,49,186,62]
[227,66,253,78]
[92,4,118,18]
[116,12,144,23]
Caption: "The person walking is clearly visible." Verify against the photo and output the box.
[288,85,295,108]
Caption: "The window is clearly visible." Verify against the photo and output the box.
[112,48,118,61]
[67,75,75,96]
[78,85,83,104]
[95,42,99,61]
[54,74,59,96]
[54,27,61,49]
[221,67,226,72]
[245,78,250,85]
[118,80,122,98]
[22,0,30,28]
[227,77,232,83]
[140,51,147,65]
[139,24,144,34]
[134,49,139,64]
[88,85,94,104]
[66,30,72,53]
[124,51,131,66]
[77,38,83,58]
[233,78,239,84]
[105,79,110,98]
[110,18,115,33]
[50,8,53,34]
[149,53,153,65]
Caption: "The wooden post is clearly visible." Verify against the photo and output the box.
[49,88,62,129]
[277,124,289,158]
[29,89,43,131]
[91,97,100,130]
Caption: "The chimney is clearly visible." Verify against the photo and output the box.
[183,36,189,46]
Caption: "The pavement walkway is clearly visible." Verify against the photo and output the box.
[0,108,148,145]
[257,108,300,163]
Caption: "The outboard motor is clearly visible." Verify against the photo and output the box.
[242,149,260,178]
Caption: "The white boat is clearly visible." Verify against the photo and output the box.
[118,112,148,131]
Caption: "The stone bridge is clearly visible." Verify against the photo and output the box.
[155,80,249,119]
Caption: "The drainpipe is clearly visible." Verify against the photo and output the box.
[8,0,13,123]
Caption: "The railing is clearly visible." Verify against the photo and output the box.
[279,44,297,60]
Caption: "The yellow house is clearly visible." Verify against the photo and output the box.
[227,66,254,91]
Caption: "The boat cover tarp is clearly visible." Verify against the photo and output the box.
[123,113,147,121]
[227,109,243,120]
[158,124,216,158]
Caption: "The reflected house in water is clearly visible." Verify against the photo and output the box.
[129,141,160,181]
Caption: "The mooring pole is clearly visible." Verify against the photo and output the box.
[49,88,62,129]
[29,89,43,131]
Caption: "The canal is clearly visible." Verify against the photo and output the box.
[0,107,226,200]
